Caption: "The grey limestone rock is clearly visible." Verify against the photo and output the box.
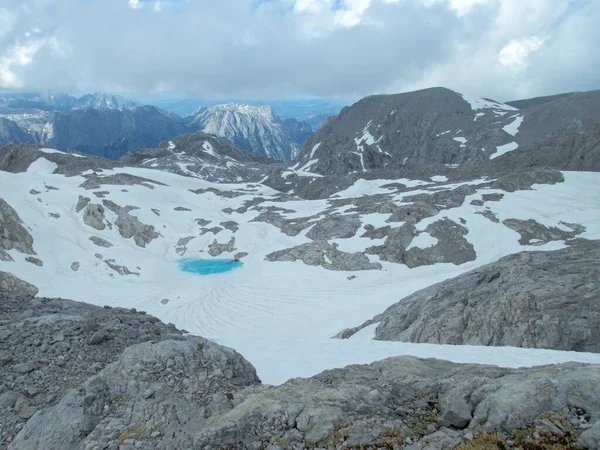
[89,236,113,248]
[25,256,43,266]
[266,240,381,271]
[208,237,236,257]
[0,271,38,297]
[71,261,80,272]
[194,357,600,449]
[0,291,188,445]
[175,236,195,256]
[82,203,106,231]
[369,239,600,352]
[503,218,584,245]
[80,173,167,190]
[114,210,159,248]
[220,221,240,232]
[103,259,139,276]
[0,199,36,259]
[403,218,476,268]
[306,215,361,240]
[10,337,259,450]
[75,195,91,213]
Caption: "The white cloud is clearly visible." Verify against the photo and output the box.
[419,0,489,16]
[0,0,597,101]
[128,0,143,10]
[498,36,546,71]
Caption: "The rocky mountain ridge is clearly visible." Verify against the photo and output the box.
[187,104,313,161]
[292,87,600,177]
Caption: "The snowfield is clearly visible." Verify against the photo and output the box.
[2,156,600,384]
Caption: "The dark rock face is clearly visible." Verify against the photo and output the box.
[0,118,36,146]
[41,106,191,159]
[352,240,600,352]
[488,123,600,172]
[291,87,600,178]
[509,90,600,148]
[294,87,516,175]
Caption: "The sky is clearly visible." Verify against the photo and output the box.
[0,0,598,102]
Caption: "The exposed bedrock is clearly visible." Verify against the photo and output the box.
[0,199,36,261]
[2,274,600,449]
[344,239,600,353]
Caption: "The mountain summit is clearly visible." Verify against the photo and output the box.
[187,103,312,161]
[293,86,600,176]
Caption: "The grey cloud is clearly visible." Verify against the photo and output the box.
[0,0,598,100]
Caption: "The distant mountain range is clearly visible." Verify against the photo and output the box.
[1,88,599,166]
[144,97,347,123]
[0,92,137,112]
[0,92,316,161]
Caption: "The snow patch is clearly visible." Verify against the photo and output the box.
[461,94,518,112]
[490,142,519,160]
[27,158,59,174]
[310,142,322,159]
[431,175,448,183]
[503,115,524,137]
[38,148,85,158]
[406,232,438,250]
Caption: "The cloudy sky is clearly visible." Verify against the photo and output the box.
[0,0,598,101]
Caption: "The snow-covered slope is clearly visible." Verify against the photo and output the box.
[188,104,312,161]
[2,147,600,384]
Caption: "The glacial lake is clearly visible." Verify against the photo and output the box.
[178,258,242,275]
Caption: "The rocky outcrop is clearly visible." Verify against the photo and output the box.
[306,215,361,240]
[0,271,38,297]
[191,357,600,450]
[89,236,113,248]
[0,291,259,448]
[0,199,36,261]
[114,211,159,248]
[175,236,195,256]
[2,285,600,449]
[503,218,585,245]
[402,218,476,268]
[208,237,236,257]
[80,173,167,190]
[82,203,107,231]
[347,239,600,352]
[123,133,273,183]
[75,196,90,213]
[266,240,382,271]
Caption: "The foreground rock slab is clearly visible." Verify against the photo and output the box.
[342,239,600,353]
